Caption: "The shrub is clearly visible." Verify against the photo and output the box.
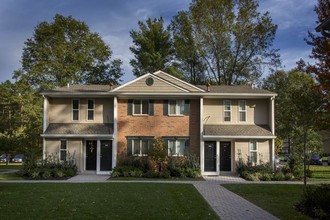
[296,185,330,220]
[284,173,294,180]
[259,172,272,181]
[272,172,285,181]
[244,172,260,181]
[18,153,77,179]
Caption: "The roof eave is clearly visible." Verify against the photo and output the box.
[41,134,114,138]
[203,135,276,139]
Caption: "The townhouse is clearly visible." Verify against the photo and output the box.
[41,71,276,175]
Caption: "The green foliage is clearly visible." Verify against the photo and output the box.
[296,185,330,220]
[112,144,201,179]
[170,11,206,84]
[170,0,280,85]
[15,14,123,90]
[130,17,173,77]
[149,137,168,172]
[18,153,77,179]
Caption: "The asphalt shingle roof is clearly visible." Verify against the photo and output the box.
[197,85,275,94]
[44,123,114,135]
[204,124,273,137]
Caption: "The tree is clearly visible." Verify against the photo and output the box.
[170,11,207,84]
[14,14,123,90]
[297,0,330,129]
[263,69,325,186]
[171,0,280,85]
[148,137,168,172]
[130,17,173,77]
[0,78,43,159]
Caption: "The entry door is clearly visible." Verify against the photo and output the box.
[86,140,97,170]
[204,141,217,172]
[100,140,112,171]
[220,142,231,171]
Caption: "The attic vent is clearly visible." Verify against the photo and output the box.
[146,77,154,86]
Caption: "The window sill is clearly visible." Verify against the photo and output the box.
[167,114,185,117]
[132,114,150,117]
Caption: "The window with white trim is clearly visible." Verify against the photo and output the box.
[60,140,67,161]
[169,100,185,115]
[87,99,94,120]
[239,100,246,122]
[72,99,79,121]
[133,100,149,115]
[223,100,231,122]
[127,137,153,156]
[249,140,257,165]
[166,138,189,156]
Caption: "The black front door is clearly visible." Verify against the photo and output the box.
[86,140,97,170]
[100,140,112,171]
[204,141,216,172]
[220,142,231,171]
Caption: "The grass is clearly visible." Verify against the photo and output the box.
[309,165,330,181]
[0,183,218,219]
[0,172,23,180]
[222,184,310,220]
[0,163,22,170]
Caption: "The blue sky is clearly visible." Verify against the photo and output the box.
[0,0,318,83]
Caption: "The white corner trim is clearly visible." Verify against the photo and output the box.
[111,73,152,92]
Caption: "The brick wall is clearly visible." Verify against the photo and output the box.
[117,99,200,156]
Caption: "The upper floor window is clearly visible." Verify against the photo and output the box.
[164,100,190,116]
[133,100,149,115]
[249,140,257,165]
[223,100,231,122]
[60,140,67,161]
[127,137,153,156]
[239,100,246,122]
[127,99,154,115]
[87,99,94,120]
[72,99,79,121]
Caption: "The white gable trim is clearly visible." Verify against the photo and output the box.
[111,73,151,92]
[111,72,190,93]
[154,70,206,92]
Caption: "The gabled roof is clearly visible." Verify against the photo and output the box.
[112,71,204,93]
[198,85,275,95]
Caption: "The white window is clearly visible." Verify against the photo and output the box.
[249,140,257,165]
[60,140,67,161]
[168,139,187,156]
[87,99,94,120]
[169,100,185,115]
[223,100,231,122]
[72,99,79,121]
[130,139,152,156]
[133,100,148,115]
[239,100,246,122]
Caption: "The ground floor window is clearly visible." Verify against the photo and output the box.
[164,137,189,156]
[60,140,67,161]
[249,140,258,165]
[127,137,153,156]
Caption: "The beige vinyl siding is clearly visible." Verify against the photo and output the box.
[203,99,269,125]
[234,139,271,164]
[118,76,185,92]
[48,98,114,123]
[45,139,83,172]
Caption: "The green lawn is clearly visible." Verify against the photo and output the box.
[222,184,310,220]
[0,163,22,170]
[309,165,330,181]
[0,183,218,219]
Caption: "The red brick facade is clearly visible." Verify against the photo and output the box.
[117,99,200,156]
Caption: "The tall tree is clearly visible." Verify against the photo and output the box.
[297,0,330,128]
[14,14,123,90]
[171,0,280,85]
[170,11,207,84]
[263,70,325,186]
[130,17,173,77]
